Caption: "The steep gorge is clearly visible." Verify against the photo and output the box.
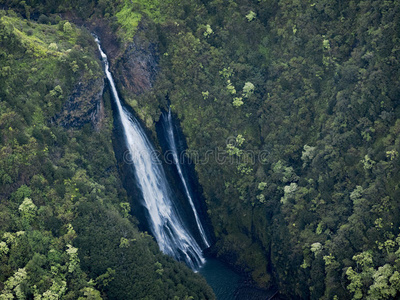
[1,0,400,299]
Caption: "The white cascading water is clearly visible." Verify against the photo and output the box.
[95,37,205,269]
[162,109,210,248]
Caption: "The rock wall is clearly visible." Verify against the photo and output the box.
[53,76,105,130]
[115,28,159,95]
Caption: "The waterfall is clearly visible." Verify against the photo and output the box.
[162,109,210,248]
[95,37,205,269]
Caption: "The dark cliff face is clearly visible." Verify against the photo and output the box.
[115,24,159,96]
[53,76,105,130]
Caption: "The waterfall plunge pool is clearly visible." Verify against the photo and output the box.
[199,256,280,300]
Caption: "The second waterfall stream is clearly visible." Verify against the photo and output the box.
[95,37,207,269]
[161,108,210,249]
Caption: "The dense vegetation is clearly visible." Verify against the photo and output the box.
[1,0,400,299]
[0,9,214,299]
[113,0,400,299]
[151,1,400,299]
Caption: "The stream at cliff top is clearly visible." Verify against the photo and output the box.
[95,36,279,299]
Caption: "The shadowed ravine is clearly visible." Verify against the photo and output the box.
[160,108,210,249]
[95,37,205,270]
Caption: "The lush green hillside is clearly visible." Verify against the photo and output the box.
[2,0,400,299]
[114,0,400,298]
[145,0,400,299]
[0,10,214,299]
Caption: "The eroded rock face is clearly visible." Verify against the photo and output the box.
[116,26,159,95]
[53,76,105,130]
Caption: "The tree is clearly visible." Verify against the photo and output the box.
[63,22,72,33]
[19,197,37,227]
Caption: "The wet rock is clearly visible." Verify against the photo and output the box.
[53,76,105,130]
[115,23,159,95]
